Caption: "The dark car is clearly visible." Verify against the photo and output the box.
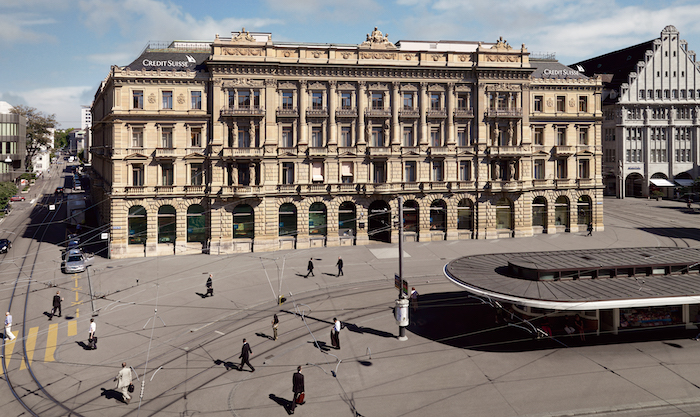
[0,238,11,253]
[10,195,25,202]
[55,187,64,195]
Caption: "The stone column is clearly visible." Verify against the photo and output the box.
[299,80,308,145]
[329,80,337,145]
[391,82,400,145]
[419,82,428,145]
[358,81,366,145]
[447,83,455,145]
[264,79,277,145]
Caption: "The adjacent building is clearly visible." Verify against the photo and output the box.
[573,25,700,198]
[91,29,603,259]
[0,101,27,183]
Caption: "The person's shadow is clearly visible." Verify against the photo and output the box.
[100,387,124,402]
[214,359,239,371]
[269,393,294,414]
[311,340,332,351]
[195,292,208,298]
[76,341,92,350]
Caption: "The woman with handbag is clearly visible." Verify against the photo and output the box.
[291,366,305,414]
[272,314,279,341]
[115,362,133,404]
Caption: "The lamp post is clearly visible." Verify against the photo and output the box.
[395,196,409,341]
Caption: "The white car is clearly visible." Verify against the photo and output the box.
[62,249,93,273]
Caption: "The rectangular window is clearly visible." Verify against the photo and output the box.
[431,128,441,147]
[238,91,250,107]
[534,159,545,179]
[371,127,384,147]
[432,160,444,181]
[191,128,201,147]
[373,161,386,183]
[403,127,414,147]
[312,92,323,109]
[312,161,324,183]
[578,159,590,179]
[533,95,543,112]
[237,163,250,186]
[639,90,645,100]
[556,96,565,112]
[162,91,173,109]
[191,91,202,110]
[459,160,472,181]
[578,127,588,145]
[132,127,143,147]
[133,90,144,109]
[403,93,413,109]
[430,93,440,110]
[341,92,352,109]
[282,91,294,109]
[534,127,544,145]
[371,92,383,109]
[161,127,173,148]
[404,161,416,182]
[282,127,294,147]
[556,159,567,179]
[282,162,294,184]
[341,161,353,183]
[311,127,323,147]
[162,163,174,186]
[191,163,203,186]
[578,96,588,112]
[457,93,470,110]
[132,164,144,186]
[557,127,566,146]
[238,130,250,148]
[457,127,468,146]
[341,126,352,147]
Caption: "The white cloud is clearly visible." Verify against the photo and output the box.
[7,86,94,128]
[263,0,383,22]
[0,13,57,44]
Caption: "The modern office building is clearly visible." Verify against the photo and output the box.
[0,101,27,183]
[573,25,700,198]
[81,105,92,131]
[90,29,603,259]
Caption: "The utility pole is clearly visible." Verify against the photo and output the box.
[395,196,409,341]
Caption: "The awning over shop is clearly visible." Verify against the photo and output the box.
[674,179,695,187]
[650,178,675,187]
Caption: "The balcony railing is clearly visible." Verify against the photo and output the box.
[221,106,265,117]
[402,182,421,191]
[454,108,474,118]
[486,108,523,118]
[427,109,447,118]
[277,184,299,193]
[553,146,575,156]
[222,147,264,158]
[125,186,146,195]
[308,147,327,156]
[336,108,358,118]
[306,107,329,118]
[277,147,297,156]
[425,181,448,191]
[365,108,391,118]
[334,183,359,193]
[304,184,329,194]
[219,185,262,196]
[186,147,206,155]
[276,107,299,117]
[577,178,596,188]
[489,146,528,157]
[429,146,451,156]
[399,109,420,118]
[155,148,183,158]
[532,179,551,188]
[184,185,205,194]
[368,147,392,156]
[450,181,476,191]
[401,146,420,155]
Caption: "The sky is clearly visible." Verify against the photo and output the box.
[2,0,700,128]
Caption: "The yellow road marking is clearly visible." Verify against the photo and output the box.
[75,292,79,302]
[68,320,77,337]
[45,323,58,363]
[75,308,79,318]
[19,327,38,370]
[3,338,16,372]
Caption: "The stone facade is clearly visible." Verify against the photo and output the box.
[90,29,603,259]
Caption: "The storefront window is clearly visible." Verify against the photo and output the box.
[403,200,419,233]
[279,203,297,237]
[234,204,254,239]
[187,204,206,243]
[620,306,682,328]
[308,202,327,236]
[128,205,147,245]
[158,205,176,243]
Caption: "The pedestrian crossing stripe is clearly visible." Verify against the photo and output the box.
[2,320,79,372]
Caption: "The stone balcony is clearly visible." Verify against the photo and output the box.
[553,146,576,156]
[426,109,447,118]
[486,108,523,118]
[308,147,327,156]
[221,106,265,117]
[454,108,474,118]
[222,147,264,158]
[429,146,451,156]
[488,145,529,157]
[276,107,299,118]
[219,185,262,196]
[577,178,597,188]
[365,108,392,118]
[336,108,358,118]
[399,109,420,118]
[306,107,329,118]
[368,147,392,156]
[155,148,184,158]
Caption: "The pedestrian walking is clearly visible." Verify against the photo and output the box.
[206,274,214,297]
[4,312,15,341]
[239,338,255,372]
[114,362,133,404]
[50,291,63,320]
[574,314,585,341]
[586,222,593,237]
[336,256,344,276]
[88,318,97,349]
[290,365,305,414]
[272,314,279,341]
[410,287,419,313]
[305,258,314,277]
[330,318,341,349]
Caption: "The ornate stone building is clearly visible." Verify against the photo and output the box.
[90,29,603,259]
[573,25,700,198]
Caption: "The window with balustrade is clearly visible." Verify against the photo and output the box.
[459,160,471,181]
[341,92,352,109]
[557,127,566,146]
[311,127,323,147]
[191,163,203,186]
[430,93,441,110]
[161,127,173,148]
[312,91,323,109]
[578,159,590,179]
[281,126,294,147]
[132,164,144,186]
[403,93,414,109]
[403,126,414,147]
[191,128,201,147]
[578,127,589,145]
[371,92,383,109]
[282,91,294,110]
[556,159,567,179]
[161,163,174,186]
[340,126,352,147]
[431,127,441,147]
[371,127,384,147]
[432,160,444,182]
[282,162,294,184]
[533,159,544,180]
[132,127,143,147]
[373,161,386,183]
[404,161,416,182]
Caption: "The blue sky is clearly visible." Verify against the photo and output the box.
[2,0,700,128]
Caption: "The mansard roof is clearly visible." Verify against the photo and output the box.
[124,50,210,72]
[570,39,654,92]
[530,59,589,80]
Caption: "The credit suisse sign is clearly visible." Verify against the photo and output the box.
[142,55,196,68]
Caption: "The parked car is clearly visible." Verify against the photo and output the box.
[10,195,25,202]
[0,238,11,253]
[62,249,93,273]
[73,182,82,191]
[67,238,80,250]
[55,187,64,194]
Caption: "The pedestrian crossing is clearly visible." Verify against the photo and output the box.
[3,320,80,373]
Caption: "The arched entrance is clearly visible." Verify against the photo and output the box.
[187,204,207,243]
[495,198,513,233]
[158,205,176,243]
[457,199,473,232]
[403,200,419,233]
[532,196,547,233]
[279,203,298,238]
[234,204,254,239]
[554,196,570,231]
[128,205,147,245]
[577,195,592,226]
[338,201,356,237]
[430,200,447,232]
[309,202,327,236]
[625,173,644,197]
[368,200,391,243]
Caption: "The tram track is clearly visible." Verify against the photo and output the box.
[604,209,700,248]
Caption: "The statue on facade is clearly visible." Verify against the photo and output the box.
[360,27,396,49]
[508,160,516,180]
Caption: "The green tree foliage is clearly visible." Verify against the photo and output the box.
[10,105,58,169]
[0,181,19,210]
[54,128,73,150]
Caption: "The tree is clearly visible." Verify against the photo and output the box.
[54,128,73,150]
[0,181,18,211]
[10,105,57,170]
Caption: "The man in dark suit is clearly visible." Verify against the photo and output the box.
[50,291,63,319]
[291,365,305,414]
[239,338,255,372]
[305,258,314,277]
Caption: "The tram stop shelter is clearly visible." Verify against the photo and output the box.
[443,247,700,335]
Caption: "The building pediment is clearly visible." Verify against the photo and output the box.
[184,152,206,160]
[124,152,148,160]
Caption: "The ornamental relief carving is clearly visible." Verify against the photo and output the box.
[368,82,387,90]
[431,54,444,61]
[341,52,354,59]
[361,52,398,60]
[223,47,263,56]
[177,94,185,105]
[338,82,355,90]
[428,84,445,92]
[486,83,520,91]
[308,82,326,90]
[311,51,324,58]
[569,98,575,108]
[360,27,397,49]
[492,36,512,51]
[457,54,472,62]
[232,28,256,43]
[281,50,296,58]
[278,81,297,90]
[546,98,553,108]
[485,54,519,63]
[223,78,265,87]
[400,84,418,91]
[148,93,156,104]
[403,53,418,61]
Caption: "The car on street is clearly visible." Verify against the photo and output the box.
[73,182,82,191]
[61,249,93,273]
[0,238,11,253]
[10,195,25,202]
[55,187,64,194]
[67,237,80,250]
